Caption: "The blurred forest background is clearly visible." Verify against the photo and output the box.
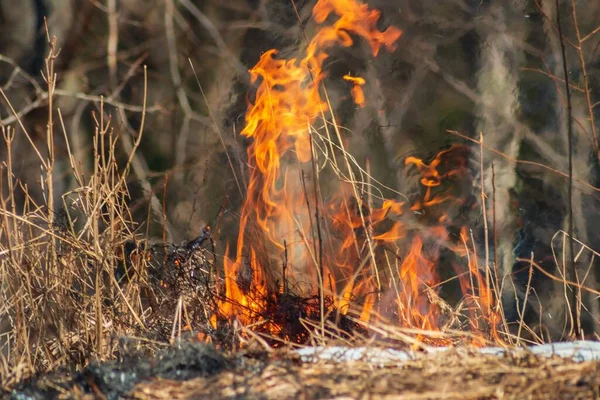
[1,0,599,246]
[1,0,600,383]
[1,0,264,243]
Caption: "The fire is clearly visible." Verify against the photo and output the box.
[396,236,439,330]
[209,0,502,347]
[343,75,366,107]
[236,0,401,266]
[219,0,401,322]
[219,245,268,327]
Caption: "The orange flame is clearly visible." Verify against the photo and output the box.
[343,75,366,107]
[397,236,439,330]
[237,0,402,261]
[208,0,502,347]
[222,0,401,323]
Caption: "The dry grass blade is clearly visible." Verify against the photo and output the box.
[0,44,154,388]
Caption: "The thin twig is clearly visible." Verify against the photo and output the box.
[479,133,491,300]
[188,60,245,198]
[556,0,579,337]
[309,128,325,334]
[448,130,600,194]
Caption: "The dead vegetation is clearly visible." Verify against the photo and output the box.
[1,0,600,398]
[130,349,600,400]
[10,342,600,399]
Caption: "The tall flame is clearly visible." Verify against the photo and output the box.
[213,0,502,346]
[230,0,401,297]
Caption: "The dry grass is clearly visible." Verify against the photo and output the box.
[0,40,152,386]
[0,27,221,389]
[1,0,600,397]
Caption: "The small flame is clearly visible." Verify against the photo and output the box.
[343,75,366,107]
[397,236,439,330]
[218,245,269,327]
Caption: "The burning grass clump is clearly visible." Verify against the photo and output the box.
[0,4,511,392]
[210,290,368,348]
[105,228,369,350]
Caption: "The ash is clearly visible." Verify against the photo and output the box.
[296,340,600,365]
[9,342,229,400]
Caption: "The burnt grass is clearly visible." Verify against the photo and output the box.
[7,341,600,399]
[7,342,230,400]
